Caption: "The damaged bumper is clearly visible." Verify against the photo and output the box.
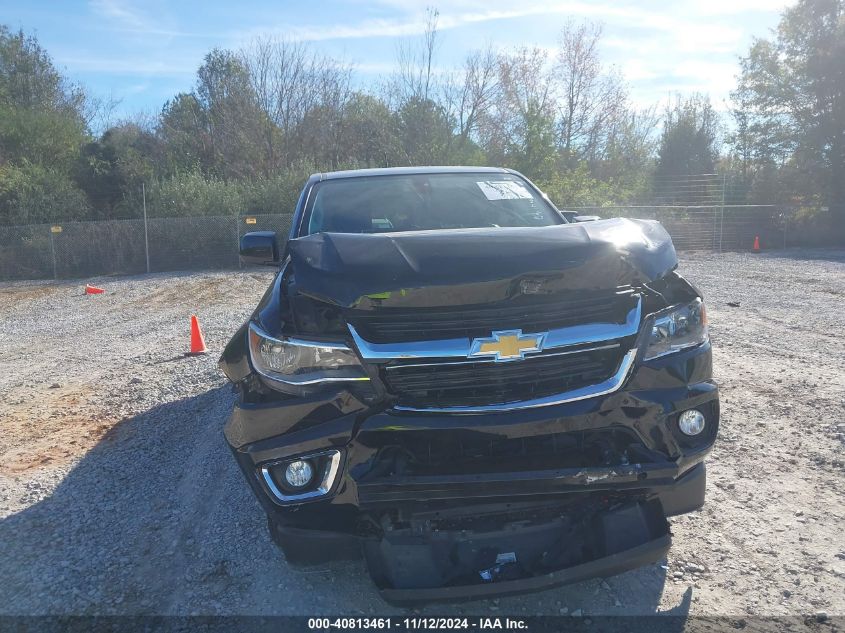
[225,341,717,602]
[260,467,701,603]
[365,498,674,604]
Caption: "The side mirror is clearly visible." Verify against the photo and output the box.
[240,231,279,266]
[573,215,600,223]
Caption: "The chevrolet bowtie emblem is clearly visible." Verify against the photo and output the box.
[469,330,547,362]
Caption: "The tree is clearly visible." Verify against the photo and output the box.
[395,96,454,165]
[195,49,264,179]
[0,26,93,224]
[75,123,160,218]
[0,26,88,170]
[332,92,400,168]
[655,94,720,184]
[0,26,86,117]
[395,7,440,103]
[732,0,844,212]
[444,47,499,154]
[554,20,627,164]
[158,93,212,174]
[483,47,558,178]
[240,37,355,171]
[593,105,660,201]
[297,56,355,170]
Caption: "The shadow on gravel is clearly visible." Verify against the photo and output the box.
[0,386,676,616]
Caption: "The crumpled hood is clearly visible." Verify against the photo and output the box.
[286,218,677,308]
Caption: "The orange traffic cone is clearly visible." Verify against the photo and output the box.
[85,284,105,294]
[189,315,207,355]
[752,235,761,252]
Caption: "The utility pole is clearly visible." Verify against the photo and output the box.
[142,182,150,273]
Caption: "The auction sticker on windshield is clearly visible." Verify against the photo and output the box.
[476,180,533,200]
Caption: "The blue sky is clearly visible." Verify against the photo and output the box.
[2,0,794,122]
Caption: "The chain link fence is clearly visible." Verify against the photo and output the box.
[0,214,293,281]
[568,204,789,252]
[0,205,795,282]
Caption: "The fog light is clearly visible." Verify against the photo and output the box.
[284,460,314,488]
[678,409,706,436]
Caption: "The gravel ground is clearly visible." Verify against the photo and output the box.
[0,250,844,617]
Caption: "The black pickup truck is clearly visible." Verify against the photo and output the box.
[219,166,718,603]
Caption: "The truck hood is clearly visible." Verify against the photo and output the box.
[286,218,677,309]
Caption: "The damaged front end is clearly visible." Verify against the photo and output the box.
[221,213,718,603]
[365,497,671,603]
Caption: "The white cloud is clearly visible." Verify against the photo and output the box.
[124,81,151,94]
[238,3,642,43]
[668,60,742,95]
[649,19,742,53]
[87,0,216,39]
[89,0,149,30]
[681,0,796,16]
[56,56,196,77]
[619,58,659,82]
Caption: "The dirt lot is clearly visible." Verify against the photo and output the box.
[1,250,844,617]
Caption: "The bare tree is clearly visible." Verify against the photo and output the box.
[240,37,279,173]
[481,47,556,167]
[554,20,628,162]
[241,37,354,170]
[83,91,123,135]
[592,104,660,189]
[301,59,354,169]
[394,7,440,103]
[444,46,499,148]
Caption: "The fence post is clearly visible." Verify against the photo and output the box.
[49,227,57,280]
[142,183,150,273]
[235,215,242,269]
[719,174,726,252]
[712,208,717,251]
[783,210,788,249]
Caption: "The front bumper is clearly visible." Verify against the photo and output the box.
[266,465,702,604]
[225,341,717,600]
[378,534,672,604]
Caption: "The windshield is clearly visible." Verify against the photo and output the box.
[302,173,564,235]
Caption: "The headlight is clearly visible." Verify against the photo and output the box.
[248,322,369,386]
[643,298,708,360]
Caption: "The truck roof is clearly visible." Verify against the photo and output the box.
[315,166,512,181]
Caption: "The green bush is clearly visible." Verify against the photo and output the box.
[538,163,617,208]
[141,166,317,218]
[238,166,315,215]
[786,207,845,247]
[144,170,242,217]
[0,162,91,225]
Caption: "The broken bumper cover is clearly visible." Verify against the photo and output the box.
[261,466,700,603]
[375,533,672,604]
[366,499,673,604]
[354,457,707,511]
[225,343,717,601]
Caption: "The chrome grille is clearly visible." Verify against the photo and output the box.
[382,344,625,409]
